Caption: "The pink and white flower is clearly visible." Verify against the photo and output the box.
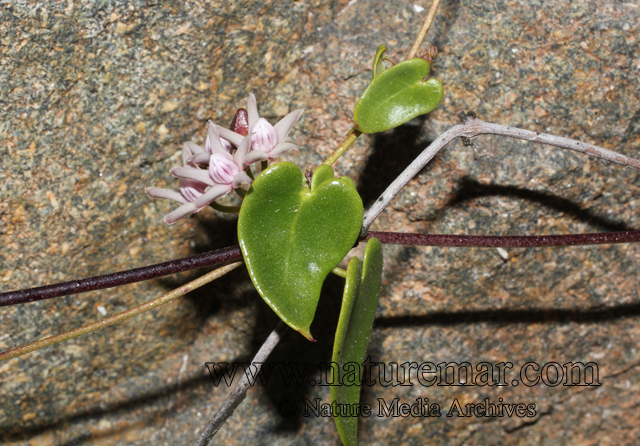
[146,125,252,224]
[215,93,304,164]
[146,94,304,225]
[146,142,208,224]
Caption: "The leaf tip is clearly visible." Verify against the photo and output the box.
[299,329,316,342]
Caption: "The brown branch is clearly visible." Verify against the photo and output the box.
[406,0,442,59]
[361,115,640,237]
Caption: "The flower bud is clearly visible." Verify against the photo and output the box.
[230,108,249,136]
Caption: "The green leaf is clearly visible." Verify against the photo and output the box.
[353,58,444,134]
[238,162,363,340]
[331,238,383,446]
[372,44,388,79]
[310,164,335,190]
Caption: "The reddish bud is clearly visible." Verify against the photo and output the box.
[419,45,438,63]
[230,108,249,136]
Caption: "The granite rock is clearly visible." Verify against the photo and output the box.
[1,0,640,444]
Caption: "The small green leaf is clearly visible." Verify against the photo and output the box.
[331,238,383,446]
[354,58,444,134]
[372,44,388,79]
[238,162,363,340]
[310,164,335,191]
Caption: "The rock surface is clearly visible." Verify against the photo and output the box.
[1,0,640,444]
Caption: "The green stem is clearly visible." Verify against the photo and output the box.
[322,127,362,166]
[0,262,243,362]
[210,202,241,214]
[245,167,255,181]
[260,160,268,172]
[331,267,347,278]
[235,188,246,199]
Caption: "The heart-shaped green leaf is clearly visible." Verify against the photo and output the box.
[238,162,363,340]
[353,58,443,134]
[331,238,383,446]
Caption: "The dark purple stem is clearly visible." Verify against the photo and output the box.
[365,231,640,247]
[3,231,639,308]
[0,246,242,307]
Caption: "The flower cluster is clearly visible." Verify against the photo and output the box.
[147,94,304,224]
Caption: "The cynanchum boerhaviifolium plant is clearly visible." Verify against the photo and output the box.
[3,2,640,446]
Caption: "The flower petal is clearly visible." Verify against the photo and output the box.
[214,125,245,147]
[268,142,299,159]
[207,123,230,155]
[233,135,252,167]
[182,143,195,164]
[244,150,269,164]
[273,108,305,143]
[268,143,300,160]
[171,166,216,186]
[193,184,233,209]
[246,93,259,130]
[146,187,188,204]
[164,202,198,225]
[185,141,205,155]
[232,171,253,190]
[220,137,234,153]
[189,153,211,165]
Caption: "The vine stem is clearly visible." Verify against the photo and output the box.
[332,266,348,278]
[210,202,241,214]
[0,245,242,307]
[322,127,362,166]
[0,262,243,362]
[5,229,640,309]
[361,114,640,237]
[194,321,288,446]
[365,231,640,247]
[406,0,442,59]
